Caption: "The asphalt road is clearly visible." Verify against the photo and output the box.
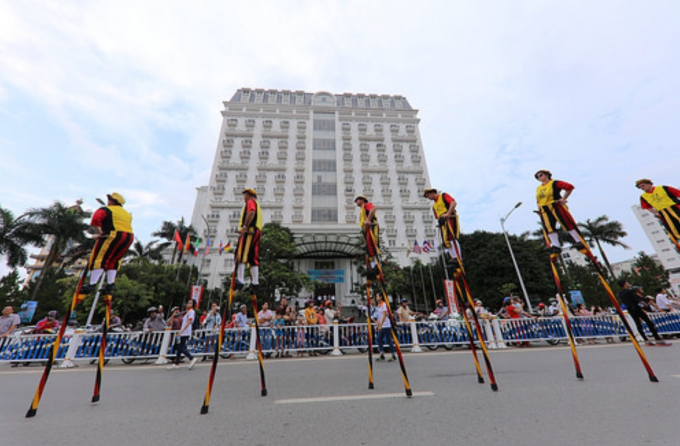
[2,343,678,446]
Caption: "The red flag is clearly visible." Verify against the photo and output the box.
[174,230,183,252]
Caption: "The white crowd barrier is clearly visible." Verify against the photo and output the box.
[2,312,679,365]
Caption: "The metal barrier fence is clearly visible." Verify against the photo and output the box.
[2,312,679,366]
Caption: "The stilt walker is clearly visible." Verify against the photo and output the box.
[234,188,267,395]
[424,188,498,391]
[636,179,680,253]
[535,170,658,382]
[355,195,412,397]
[537,222,584,380]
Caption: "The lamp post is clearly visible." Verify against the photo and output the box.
[500,202,532,312]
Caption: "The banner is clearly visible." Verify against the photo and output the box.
[443,280,458,314]
[308,269,345,283]
[191,285,204,307]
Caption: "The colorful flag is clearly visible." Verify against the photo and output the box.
[219,239,224,255]
[423,240,432,253]
[205,238,211,256]
[413,240,422,255]
[183,234,191,254]
[225,241,232,252]
[193,237,201,257]
[174,230,183,252]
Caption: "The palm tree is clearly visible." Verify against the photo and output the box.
[152,218,196,264]
[0,206,44,270]
[23,201,91,297]
[125,239,170,264]
[578,215,630,279]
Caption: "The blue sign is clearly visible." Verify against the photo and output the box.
[308,269,345,283]
[18,301,38,324]
[569,290,585,306]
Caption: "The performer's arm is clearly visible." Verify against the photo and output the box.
[239,202,256,235]
[640,197,660,217]
[364,203,377,229]
[554,181,574,205]
[443,194,457,219]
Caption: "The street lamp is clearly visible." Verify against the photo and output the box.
[500,202,532,312]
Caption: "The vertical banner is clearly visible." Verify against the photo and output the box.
[443,280,458,314]
[191,285,204,308]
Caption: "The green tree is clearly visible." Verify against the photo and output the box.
[0,270,26,310]
[563,262,609,309]
[23,201,91,298]
[256,223,311,305]
[124,239,169,265]
[23,268,69,322]
[578,215,630,279]
[152,218,195,264]
[0,205,44,269]
[460,230,554,312]
[618,251,670,296]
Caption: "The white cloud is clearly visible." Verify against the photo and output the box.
[1,0,679,273]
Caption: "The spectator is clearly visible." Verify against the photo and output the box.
[396,299,422,323]
[34,311,60,334]
[276,298,293,324]
[235,304,249,329]
[655,287,676,312]
[168,306,183,331]
[547,298,561,316]
[143,307,166,332]
[618,280,670,346]
[474,300,492,320]
[304,300,319,356]
[167,300,198,370]
[273,312,285,358]
[432,300,449,321]
[375,294,396,362]
[257,302,273,327]
[108,309,122,330]
[202,303,222,330]
[0,306,21,349]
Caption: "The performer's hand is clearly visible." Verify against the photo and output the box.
[438,217,447,226]
[556,198,567,205]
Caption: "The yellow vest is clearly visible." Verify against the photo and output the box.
[536,180,557,206]
[432,194,450,218]
[240,200,262,230]
[642,187,679,211]
[108,206,133,233]
[359,204,376,228]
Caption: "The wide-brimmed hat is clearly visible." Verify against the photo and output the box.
[107,192,126,205]
[354,195,368,203]
[534,170,552,179]
[635,178,652,187]
[423,188,437,197]
[242,188,257,198]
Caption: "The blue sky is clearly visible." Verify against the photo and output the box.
[2,0,680,275]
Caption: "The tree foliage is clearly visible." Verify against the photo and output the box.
[0,205,44,269]
[578,215,630,279]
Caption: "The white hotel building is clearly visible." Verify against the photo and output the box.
[631,204,680,293]
[189,89,435,305]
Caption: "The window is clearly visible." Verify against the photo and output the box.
[313,138,336,150]
[312,184,337,195]
[313,120,336,131]
[313,160,337,171]
[312,208,338,223]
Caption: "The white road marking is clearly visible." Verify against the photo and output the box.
[275,391,434,404]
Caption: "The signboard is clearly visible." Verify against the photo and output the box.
[443,280,459,314]
[307,269,345,283]
[18,301,38,324]
[569,290,585,306]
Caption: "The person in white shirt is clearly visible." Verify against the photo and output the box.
[167,300,198,370]
[375,294,396,361]
[655,287,676,312]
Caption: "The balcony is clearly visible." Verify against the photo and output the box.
[376,143,386,152]
[292,213,303,223]
[343,142,352,151]
[343,153,352,162]
[280,120,290,129]
[272,212,283,223]
[380,175,390,185]
[245,119,256,128]
[227,118,238,128]
[384,214,396,223]
[296,151,306,160]
[274,186,285,196]
[406,124,415,133]
[220,149,232,159]
[222,138,234,147]
[377,154,388,163]
[275,174,286,183]
[260,140,271,149]
[404,214,415,223]
[293,187,304,196]
[256,173,267,183]
[277,151,287,161]
[360,143,369,152]
[294,174,304,183]
[296,141,306,150]
[415,177,426,186]
[393,144,403,153]
[409,144,419,153]
[390,124,399,133]
[258,150,269,160]
[278,140,288,149]
[241,139,253,148]
[342,122,351,132]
